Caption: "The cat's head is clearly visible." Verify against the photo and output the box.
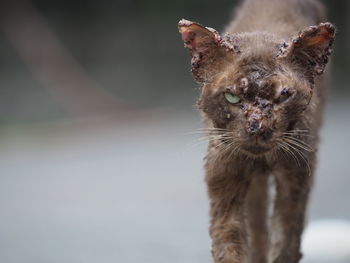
[179,19,335,157]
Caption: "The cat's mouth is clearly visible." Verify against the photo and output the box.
[239,135,274,156]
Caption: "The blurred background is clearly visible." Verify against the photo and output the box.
[0,0,349,262]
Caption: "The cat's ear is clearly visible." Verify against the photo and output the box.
[178,19,239,83]
[277,23,335,79]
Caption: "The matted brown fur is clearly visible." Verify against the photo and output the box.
[178,0,336,263]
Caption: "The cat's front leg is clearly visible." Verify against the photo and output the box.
[206,158,250,263]
[209,194,249,263]
[245,173,269,263]
[270,158,314,263]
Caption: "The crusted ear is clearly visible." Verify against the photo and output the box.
[178,19,239,83]
[277,23,336,81]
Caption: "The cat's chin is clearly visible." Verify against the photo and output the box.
[240,144,272,157]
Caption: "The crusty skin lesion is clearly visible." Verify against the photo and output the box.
[178,0,336,263]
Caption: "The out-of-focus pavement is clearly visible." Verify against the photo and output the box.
[0,98,349,263]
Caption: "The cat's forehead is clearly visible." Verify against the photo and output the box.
[210,64,289,101]
[233,32,281,58]
[220,32,282,81]
[206,33,299,98]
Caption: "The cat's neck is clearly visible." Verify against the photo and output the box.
[225,0,325,39]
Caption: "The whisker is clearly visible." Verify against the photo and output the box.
[227,143,241,160]
[284,130,310,134]
[213,138,232,151]
[185,130,226,135]
[212,141,231,164]
[197,127,229,131]
[283,140,312,176]
[283,138,314,152]
[212,137,241,163]
[188,134,231,149]
[287,129,309,133]
[184,127,230,136]
[276,142,290,162]
[283,134,313,142]
[283,132,314,138]
[196,128,230,133]
[277,139,301,167]
[196,134,231,142]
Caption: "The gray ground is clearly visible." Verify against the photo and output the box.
[0,99,349,263]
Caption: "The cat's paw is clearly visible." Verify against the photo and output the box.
[211,243,243,263]
[272,250,302,263]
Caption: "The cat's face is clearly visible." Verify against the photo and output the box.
[198,62,312,156]
[179,19,335,157]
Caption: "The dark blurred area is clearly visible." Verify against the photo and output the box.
[0,1,349,263]
[0,0,348,122]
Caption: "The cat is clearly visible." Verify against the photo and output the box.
[178,0,335,262]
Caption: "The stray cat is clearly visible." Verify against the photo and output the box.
[178,0,335,262]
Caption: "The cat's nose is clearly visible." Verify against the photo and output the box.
[246,119,273,140]
[246,118,263,135]
[246,117,273,139]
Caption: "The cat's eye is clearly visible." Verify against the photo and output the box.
[224,93,241,104]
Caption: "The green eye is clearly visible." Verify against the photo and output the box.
[225,93,241,104]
